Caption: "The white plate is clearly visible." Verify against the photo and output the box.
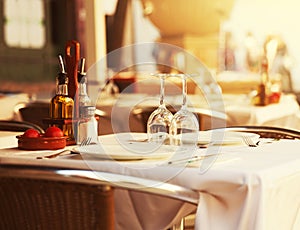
[176,130,260,145]
[73,142,177,160]
[203,131,259,145]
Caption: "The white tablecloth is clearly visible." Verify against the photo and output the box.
[223,94,300,128]
[0,132,300,230]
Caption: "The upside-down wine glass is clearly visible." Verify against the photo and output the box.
[147,73,173,143]
[170,74,199,147]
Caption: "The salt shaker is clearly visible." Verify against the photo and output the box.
[78,106,98,144]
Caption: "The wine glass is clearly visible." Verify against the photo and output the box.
[170,74,199,147]
[147,73,173,143]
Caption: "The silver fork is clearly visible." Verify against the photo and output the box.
[36,137,92,159]
[243,135,258,147]
[36,149,71,159]
[80,137,92,146]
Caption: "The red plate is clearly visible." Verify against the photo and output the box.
[17,135,67,150]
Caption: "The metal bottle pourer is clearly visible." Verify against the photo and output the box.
[58,54,66,74]
[78,58,86,83]
[57,55,68,84]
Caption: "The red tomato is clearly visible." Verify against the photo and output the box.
[45,126,64,137]
[23,129,40,138]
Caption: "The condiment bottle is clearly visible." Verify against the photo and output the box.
[269,74,282,104]
[50,55,74,138]
[78,106,98,144]
[254,56,270,106]
[77,57,92,118]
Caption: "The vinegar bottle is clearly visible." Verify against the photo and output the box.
[77,57,92,118]
[254,56,270,106]
[50,55,74,138]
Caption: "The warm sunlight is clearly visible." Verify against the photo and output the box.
[225,0,300,90]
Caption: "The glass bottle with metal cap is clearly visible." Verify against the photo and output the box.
[77,58,92,117]
[50,55,74,138]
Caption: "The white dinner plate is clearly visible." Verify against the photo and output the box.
[201,131,259,145]
[73,142,177,160]
[175,130,260,145]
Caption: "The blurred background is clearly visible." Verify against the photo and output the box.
[0,0,300,98]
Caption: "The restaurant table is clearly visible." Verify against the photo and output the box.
[0,131,299,230]
[96,93,300,133]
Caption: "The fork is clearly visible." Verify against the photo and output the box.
[80,137,92,146]
[36,137,92,159]
[36,149,71,159]
[243,136,258,147]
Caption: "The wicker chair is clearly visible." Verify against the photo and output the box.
[13,101,107,134]
[14,101,50,130]
[0,164,199,230]
[0,120,44,133]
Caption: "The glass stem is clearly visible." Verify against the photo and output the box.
[182,75,187,109]
[159,76,165,107]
